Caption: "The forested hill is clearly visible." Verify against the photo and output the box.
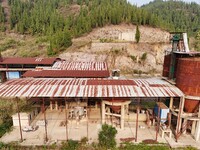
[0,0,200,55]
[0,0,172,55]
[0,0,169,36]
[142,0,200,36]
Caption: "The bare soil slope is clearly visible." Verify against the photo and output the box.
[0,24,171,77]
[60,24,171,76]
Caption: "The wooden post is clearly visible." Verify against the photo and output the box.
[65,98,68,141]
[169,97,174,110]
[156,106,161,142]
[194,103,200,141]
[101,100,105,124]
[175,97,185,142]
[135,99,139,142]
[135,106,139,142]
[42,98,48,142]
[121,104,125,129]
[50,101,53,110]
[16,98,23,142]
[87,98,89,140]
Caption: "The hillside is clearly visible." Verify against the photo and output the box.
[59,24,171,76]
[142,0,200,35]
[0,0,200,76]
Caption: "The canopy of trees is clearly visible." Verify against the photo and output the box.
[1,0,200,54]
[142,0,200,36]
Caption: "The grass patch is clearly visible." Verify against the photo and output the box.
[0,118,13,138]
[0,39,17,52]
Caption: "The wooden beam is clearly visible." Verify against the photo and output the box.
[16,98,23,142]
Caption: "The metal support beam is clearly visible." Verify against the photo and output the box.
[16,98,23,142]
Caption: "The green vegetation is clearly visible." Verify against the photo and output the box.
[130,55,137,62]
[135,25,140,43]
[0,39,17,52]
[0,0,174,55]
[140,52,147,65]
[0,98,32,138]
[142,0,200,36]
[1,141,197,150]
[98,124,117,149]
[120,143,170,150]
[195,30,200,51]
[48,30,72,56]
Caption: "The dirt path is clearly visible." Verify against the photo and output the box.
[1,0,10,30]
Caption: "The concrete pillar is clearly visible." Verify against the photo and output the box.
[102,101,105,124]
[194,104,200,141]
[121,104,125,129]
[50,101,53,110]
[191,121,196,136]
[55,101,58,110]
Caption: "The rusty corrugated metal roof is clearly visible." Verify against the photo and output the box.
[22,70,110,78]
[0,57,60,65]
[0,78,184,98]
[52,61,108,71]
[22,61,110,78]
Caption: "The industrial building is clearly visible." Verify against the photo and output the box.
[0,32,200,145]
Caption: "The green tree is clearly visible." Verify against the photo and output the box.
[195,30,200,51]
[98,124,117,149]
[140,52,147,66]
[135,25,140,43]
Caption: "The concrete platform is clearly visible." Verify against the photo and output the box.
[1,109,200,149]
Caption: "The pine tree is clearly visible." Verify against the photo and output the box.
[135,25,140,43]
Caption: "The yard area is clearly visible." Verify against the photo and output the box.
[1,108,200,149]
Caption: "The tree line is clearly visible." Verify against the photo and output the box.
[142,0,200,36]
[1,0,200,54]
[1,0,172,55]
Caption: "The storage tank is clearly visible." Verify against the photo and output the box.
[162,54,171,77]
[176,58,200,113]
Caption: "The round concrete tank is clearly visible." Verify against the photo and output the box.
[176,58,200,113]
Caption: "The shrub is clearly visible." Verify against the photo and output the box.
[98,124,117,149]
[0,118,13,138]
[61,139,79,150]
[130,55,137,62]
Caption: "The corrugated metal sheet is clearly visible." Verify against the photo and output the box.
[0,57,60,65]
[52,61,108,71]
[0,78,184,98]
[22,70,110,78]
